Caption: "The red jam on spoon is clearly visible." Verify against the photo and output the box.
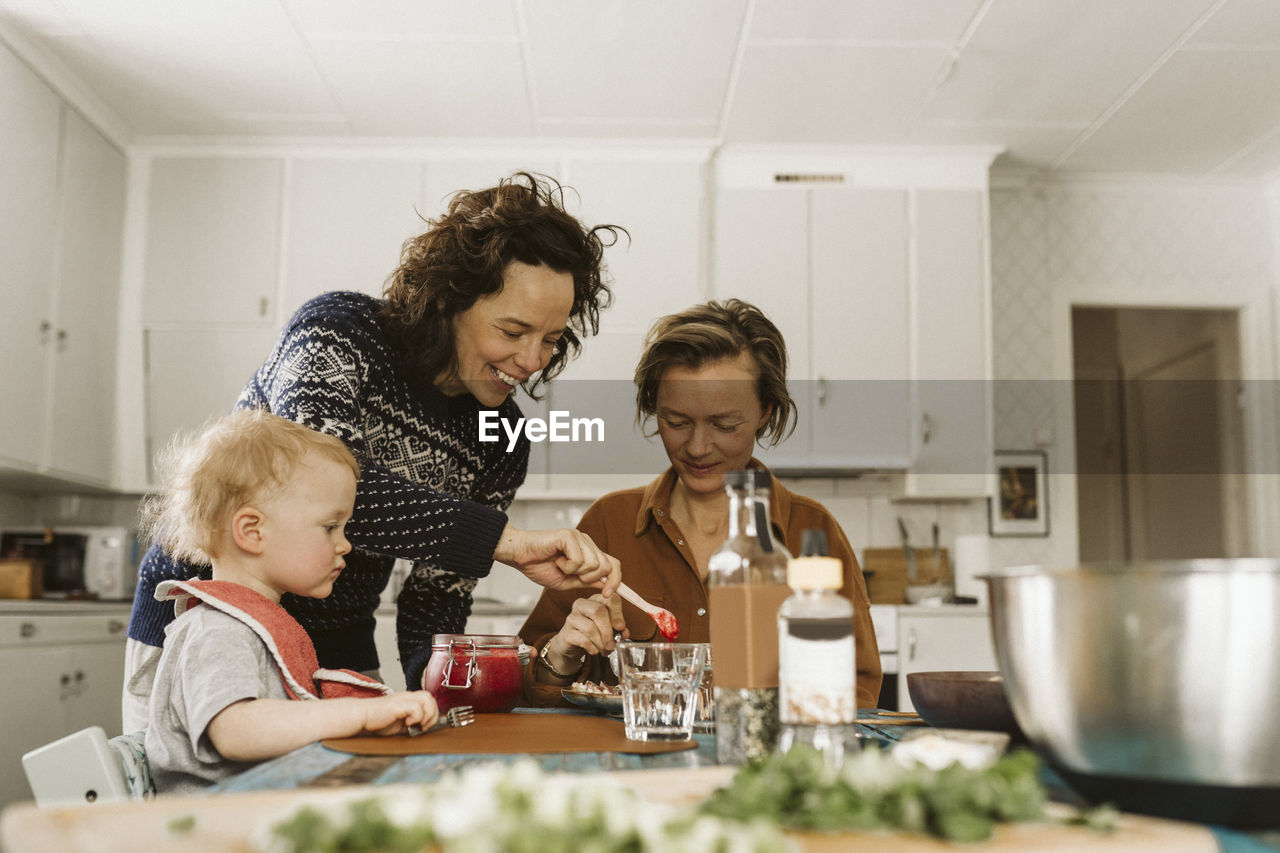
[654,609,680,641]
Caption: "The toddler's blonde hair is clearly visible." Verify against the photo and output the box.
[141,409,359,564]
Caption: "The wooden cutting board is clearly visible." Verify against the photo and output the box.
[864,547,951,604]
[0,766,1217,852]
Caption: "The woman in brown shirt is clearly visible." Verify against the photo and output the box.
[519,299,882,708]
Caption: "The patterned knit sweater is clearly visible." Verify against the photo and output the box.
[128,291,530,690]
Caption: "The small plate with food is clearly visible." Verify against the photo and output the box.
[562,680,623,716]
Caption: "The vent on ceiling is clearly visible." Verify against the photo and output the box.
[773,172,846,184]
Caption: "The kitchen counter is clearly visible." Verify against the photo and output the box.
[0,599,132,614]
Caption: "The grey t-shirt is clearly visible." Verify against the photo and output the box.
[144,606,290,794]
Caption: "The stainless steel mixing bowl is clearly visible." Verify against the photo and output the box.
[983,560,1280,788]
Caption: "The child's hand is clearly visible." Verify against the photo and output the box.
[361,690,439,736]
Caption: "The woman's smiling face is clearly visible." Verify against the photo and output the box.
[655,351,770,497]
[438,261,575,407]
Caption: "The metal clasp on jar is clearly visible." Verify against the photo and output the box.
[441,636,478,689]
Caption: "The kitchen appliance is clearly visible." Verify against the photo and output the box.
[983,560,1280,828]
[0,526,136,601]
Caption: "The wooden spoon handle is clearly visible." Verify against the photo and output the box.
[617,582,659,615]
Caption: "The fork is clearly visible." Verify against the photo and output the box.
[407,704,475,737]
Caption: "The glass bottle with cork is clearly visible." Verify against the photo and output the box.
[777,528,858,765]
[707,468,791,764]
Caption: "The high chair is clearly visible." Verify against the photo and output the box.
[21,727,154,807]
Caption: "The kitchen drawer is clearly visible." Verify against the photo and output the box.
[0,613,129,647]
[869,604,897,653]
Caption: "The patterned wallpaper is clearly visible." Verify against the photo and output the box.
[989,181,1276,568]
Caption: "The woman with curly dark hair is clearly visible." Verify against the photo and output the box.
[125,173,626,730]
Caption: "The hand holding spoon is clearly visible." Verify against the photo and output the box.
[617,582,680,640]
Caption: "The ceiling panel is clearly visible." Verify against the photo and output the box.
[1187,0,1280,46]
[0,0,1278,178]
[19,0,334,135]
[749,0,985,43]
[523,0,745,122]
[969,0,1214,52]
[1214,128,1280,179]
[37,41,335,136]
[1058,49,1280,174]
[725,43,951,143]
[310,38,532,136]
[535,118,719,138]
[923,48,1177,124]
[922,0,1218,124]
[283,0,519,38]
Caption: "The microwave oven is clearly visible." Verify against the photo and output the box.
[0,526,137,601]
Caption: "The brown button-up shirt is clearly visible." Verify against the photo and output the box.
[519,466,883,708]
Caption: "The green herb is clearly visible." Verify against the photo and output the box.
[261,762,788,853]
[700,745,1050,843]
[1061,802,1120,832]
[166,814,196,834]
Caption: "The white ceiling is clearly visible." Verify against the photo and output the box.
[2,0,1280,179]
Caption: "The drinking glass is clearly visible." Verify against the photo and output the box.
[693,645,714,733]
[616,641,708,741]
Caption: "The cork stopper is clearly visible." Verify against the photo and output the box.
[787,556,842,590]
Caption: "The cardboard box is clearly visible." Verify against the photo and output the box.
[0,559,42,599]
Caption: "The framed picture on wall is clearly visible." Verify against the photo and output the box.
[990,450,1049,537]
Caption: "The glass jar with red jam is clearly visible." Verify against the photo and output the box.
[422,634,525,713]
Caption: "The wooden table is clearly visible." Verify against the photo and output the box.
[0,710,1251,852]
[209,709,719,794]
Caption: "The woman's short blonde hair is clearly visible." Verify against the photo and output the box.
[634,299,796,446]
[141,409,359,564]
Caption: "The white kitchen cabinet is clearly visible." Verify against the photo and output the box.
[903,190,992,498]
[711,185,914,471]
[44,110,127,484]
[808,188,913,468]
[0,41,126,487]
[713,185,908,469]
[143,157,283,326]
[421,158,560,220]
[711,177,991,495]
[895,607,997,713]
[0,45,62,472]
[541,329,659,496]
[712,187,811,378]
[562,157,708,332]
[144,328,280,483]
[0,608,129,810]
[281,158,424,314]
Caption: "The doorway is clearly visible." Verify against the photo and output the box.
[1072,307,1248,561]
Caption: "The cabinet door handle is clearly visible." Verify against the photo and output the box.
[259,297,270,317]
[817,376,828,405]
[907,628,917,662]
[921,413,934,445]
[38,321,51,343]
[108,619,126,634]
[56,328,68,352]
[19,622,36,639]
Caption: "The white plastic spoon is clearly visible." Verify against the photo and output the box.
[617,582,680,640]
